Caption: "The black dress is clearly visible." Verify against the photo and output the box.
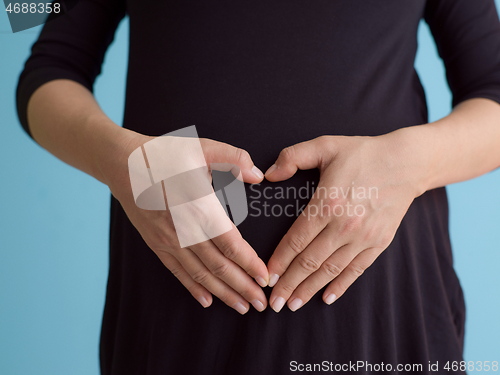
[17,1,500,374]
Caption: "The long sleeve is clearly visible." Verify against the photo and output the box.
[424,0,500,107]
[16,0,126,137]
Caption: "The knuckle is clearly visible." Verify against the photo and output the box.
[297,256,321,272]
[340,216,362,235]
[212,262,230,278]
[322,261,343,278]
[362,227,378,243]
[235,147,251,165]
[218,240,239,260]
[192,269,210,284]
[287,234,308,255]
[280,145,295,162]
[147,235,169,253]
[281,283,296,294]
[168,266,184,279]
[347,263,366,278]
[319,197,345,219]
[152,245,172,256]
[149,231,178,252]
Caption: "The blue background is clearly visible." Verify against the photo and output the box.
[1,4,499,374]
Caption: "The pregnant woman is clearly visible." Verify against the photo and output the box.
[17,0,500,374]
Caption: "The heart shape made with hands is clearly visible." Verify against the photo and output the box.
[127,127,414,314]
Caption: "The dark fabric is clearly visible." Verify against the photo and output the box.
[16,0,126,136]
[16,0,500,374]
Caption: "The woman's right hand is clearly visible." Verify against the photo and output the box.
[102,131,269,314]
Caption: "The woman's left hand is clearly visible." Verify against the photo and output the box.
[265,129,429,312]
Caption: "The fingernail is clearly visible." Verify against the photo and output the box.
[325,293,337,305]
[288,297,303,312]
[251,299,266,312]
[251,166,264,179]
[256,276,268,287]
[265,164,277,176]
[271,296,286,313]
[269,273,279,287]
[197,296,210,308]
[233,302,249,315]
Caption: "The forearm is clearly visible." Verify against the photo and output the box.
[27,79,140,187]
[395,98,500,194]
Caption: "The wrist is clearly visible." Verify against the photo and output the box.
[380,126,437,197]
[82,114,151,198]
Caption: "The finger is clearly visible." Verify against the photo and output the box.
[268,226,346,312]
[322,247,382,305]
[284,243,360,312]
[175,246,252,314]
[190,239,267,312]
[211,227,270,287]
[265,137,332,182]
[266,183,334,287]
[202,139,264,183]
[155,250,213,308]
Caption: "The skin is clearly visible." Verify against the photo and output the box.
[27,79,270,315]
[266,98,500,312]
[27,80,500,314]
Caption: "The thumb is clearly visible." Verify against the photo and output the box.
[201,139,264,184]
[265,138,326,182]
